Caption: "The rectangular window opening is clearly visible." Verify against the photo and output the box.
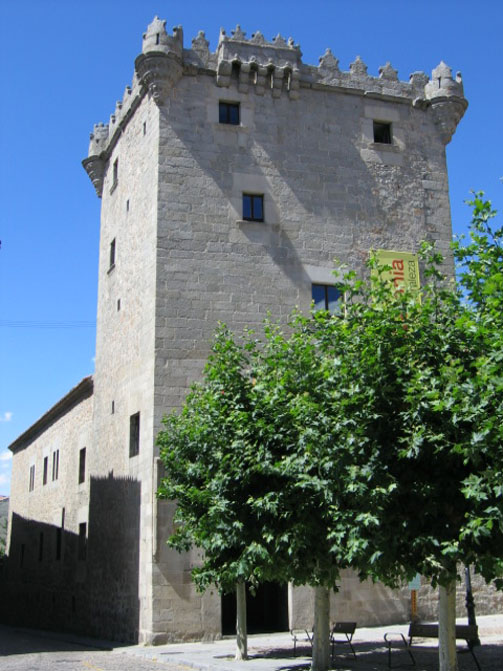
[373,121,392,144]
[242,194,264,222]
[55,527,62,561]
[78,447,86,485]
[219,101,240,125]
[109,238,116,270]
[312,284,343,315]
[43,456,48,485]
[129,412,140,458]
[78,523,87,561]
[52,449,59,481]
[112,158,118,187]
[29,465,35,492]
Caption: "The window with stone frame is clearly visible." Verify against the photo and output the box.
[219,101,240,125]
[373,120,392,144]
[129,412,140,458]
[29,465,35,492]
[78,522,87,561]
[52,449,59,481]
[78,447,86,484]
[312,284,343,314]
[242,193,264,222]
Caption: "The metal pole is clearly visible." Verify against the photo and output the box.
[464,565,481,647]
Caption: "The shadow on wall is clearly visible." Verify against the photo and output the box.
[0,473,141,644]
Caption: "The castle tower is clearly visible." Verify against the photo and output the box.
[6,16,470,646]
[82,16,468,644]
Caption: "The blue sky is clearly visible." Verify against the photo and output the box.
[1,0,502,495]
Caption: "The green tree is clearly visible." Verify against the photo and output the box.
[158,195,503,671]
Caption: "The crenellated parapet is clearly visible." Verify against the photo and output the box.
[83,16,468,196]
[215,26,302,99]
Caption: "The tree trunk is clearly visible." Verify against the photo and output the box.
[235,581,248,660]
[312,586,330,671]
[438,580,458,671]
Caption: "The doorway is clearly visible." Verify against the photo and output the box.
[221,581,289,635]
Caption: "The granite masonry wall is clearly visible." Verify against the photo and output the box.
[6,15,500,646]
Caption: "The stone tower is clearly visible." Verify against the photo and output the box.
[81,16,468,644]
[6,16,471,646]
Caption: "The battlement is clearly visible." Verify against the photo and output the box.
[83,16,468,197]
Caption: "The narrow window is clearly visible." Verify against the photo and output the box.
[126,199,129,212]
[242,194,264,222]
[373,121,392,144]
[112,158,118,187]
[52,449,59,481]
[43,457,48,485]
[109,238,116,270]
[143,121,147,136]
[117,299,121,311]
[219,101,240,125]
[111,400,115,414]
[78,447,86,484]
[56,508,64,561]
[129,412,140,458]
[55,527,62,561]
[78,523,87,561]
[29,465,35,492]
[38,532,44,562]
[312,284,342,314]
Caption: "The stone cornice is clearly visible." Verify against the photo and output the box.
[9,376,93,453]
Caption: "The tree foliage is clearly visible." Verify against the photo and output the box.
[157,193,503,669]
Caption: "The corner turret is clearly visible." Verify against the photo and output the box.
[424,61,468,144]
[82,123,109,197]
[134,17,183,105]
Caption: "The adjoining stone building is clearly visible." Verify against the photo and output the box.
[6,15,499,645]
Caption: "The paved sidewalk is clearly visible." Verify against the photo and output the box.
[115,614,503,671]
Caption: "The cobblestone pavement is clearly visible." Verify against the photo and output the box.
[1,616,502,671]
[0,625,190,671]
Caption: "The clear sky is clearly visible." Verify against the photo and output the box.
[1,0,502,495]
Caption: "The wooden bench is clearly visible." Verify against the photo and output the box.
[291,622,357,659]
[408,623,480,670]
[330,621,357,659]
[384,622,481,670]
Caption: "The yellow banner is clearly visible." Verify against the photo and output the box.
[372,250,420,294]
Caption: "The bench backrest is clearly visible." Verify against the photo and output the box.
[332,622,357,635]
[409,623,478,640]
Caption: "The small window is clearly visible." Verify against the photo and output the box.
[143,121,147,135]
[219,101,240,125]
[112,158,118,188]
[52,449,59,481]
[117,299,121,311]
[29,465,35,492]
[55,527,62,561]
[129,412,140,458]
[78,523,87,561]
[373,121,392,144]
[111,400,115,414]
[78,447,86,485]
[242,194,264,222]
[109,238,116,270]
[43,456,48,485]
[312,284,342,314]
